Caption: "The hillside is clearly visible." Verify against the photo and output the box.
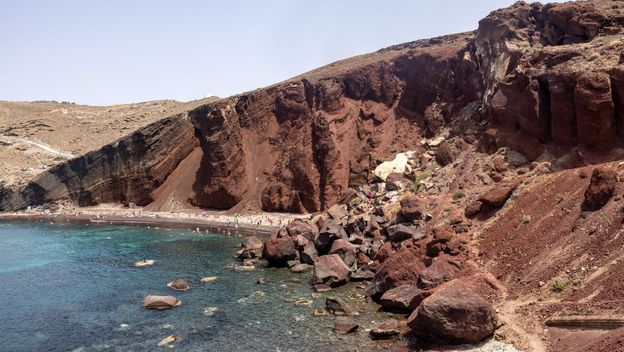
[0,98,218,188]
[3,1,624,349]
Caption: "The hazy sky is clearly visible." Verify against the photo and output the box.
[0,1,557,105]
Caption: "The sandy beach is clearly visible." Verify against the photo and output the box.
[0,204,308,238]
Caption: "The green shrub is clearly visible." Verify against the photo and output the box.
[452,190,465,200]
[552,278,567,292]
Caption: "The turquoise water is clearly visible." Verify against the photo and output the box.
[0,221,393,352]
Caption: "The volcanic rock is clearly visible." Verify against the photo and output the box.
[386,223,424,243]
[380,285,429,313]
[326,297,358,315]
[369,319,402,340]
[299,241,319,265]
[400,194,423,221]
[241,236,263,250]
[290,263,313,273]
[315,220,348,252]
[582,167,617,211]
[328,239,357,268]
[374,242,394,264]
[407,281,497,344]
[333,317,359,334]
[351,268,375,281]
[167,279,190,291]
[143,295,179,310]
[418,255,463,289]
[262,236,298,266]
[373,246,426,297]
[575,72,616,147]
[286,220,319,241]
[312,254,351,287]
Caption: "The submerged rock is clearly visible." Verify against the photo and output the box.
[200,276,218,284]
[158,334,177,347]
[142,295,179,310]
[326,297,358,316]
[290,263,313,273]
[333,317,359,334]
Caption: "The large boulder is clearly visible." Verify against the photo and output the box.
[313,254,352,287]
[407,281,497,344]
[386,224,424,243]
[418,255,463,289]
[400,194,423,221]
[373,246,426,297]
[143,295,179,310]
[328,239,357,268]
[299,241,318,264]
[380,285,430,313]
[262,236,298,266]
[315,220,348,252]
[582,167,617,211]
[286,219,319,241]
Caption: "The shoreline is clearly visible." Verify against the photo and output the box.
[0,207,306,238]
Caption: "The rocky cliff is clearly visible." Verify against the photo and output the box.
[2,0,624,213]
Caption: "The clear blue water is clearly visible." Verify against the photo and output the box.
[0,221,393,352]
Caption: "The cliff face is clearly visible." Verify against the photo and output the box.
[478,1,624,150]
[0,115,197,210]
[2,0,624,213]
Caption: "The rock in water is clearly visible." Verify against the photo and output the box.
[290,263,312,273]
[333,317,359,334]
[262,236,298,266]
[158,334,177,347]
[167,279,190,291]
[241,236,263,250]
[142,295,179,310]
[326,297,358,315]
[369,319,401,340]
[407,281,497,344]
[201,276,218,284]
[312,254,351,287]
[582,167,617,211]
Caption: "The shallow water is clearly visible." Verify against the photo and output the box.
[0,221,395,352]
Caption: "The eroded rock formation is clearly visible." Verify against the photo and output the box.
[3,0,624,215]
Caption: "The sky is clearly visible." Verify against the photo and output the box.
[0,1,559,106]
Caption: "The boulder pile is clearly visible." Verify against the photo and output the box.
[260,166,497,345]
